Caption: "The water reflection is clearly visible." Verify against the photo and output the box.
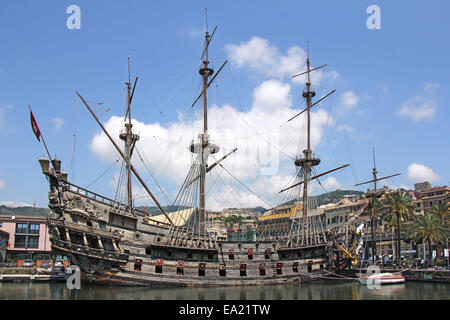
[0,281,448,300]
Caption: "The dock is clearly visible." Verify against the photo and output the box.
[0,273,67,283]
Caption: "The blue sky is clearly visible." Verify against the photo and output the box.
[0,0,449,209]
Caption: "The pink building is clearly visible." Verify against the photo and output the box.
[0,215,51,265]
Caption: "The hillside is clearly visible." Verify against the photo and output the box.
[279,189,365,208]
[0,206,50,217]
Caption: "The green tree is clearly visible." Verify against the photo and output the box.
[382,191,415,260]
[429,203,449,225]
[405,213,447,261]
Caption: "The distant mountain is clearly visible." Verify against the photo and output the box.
[0,205,50,217]
[279,189,365,208]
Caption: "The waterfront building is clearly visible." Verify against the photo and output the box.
[0,229,9,262]
[321,196,368,233]
[227,223,258,242]
[0,215,51,266]
[256,202,303,240]
[414,184,449,215]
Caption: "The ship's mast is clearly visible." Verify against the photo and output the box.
[120,57,140,208]
[198,15,214,236]
[355,148,401,264]
[295,43,322,216]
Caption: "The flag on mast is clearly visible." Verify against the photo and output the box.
[29,106,41,142]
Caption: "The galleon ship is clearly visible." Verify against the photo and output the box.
[36,21,360,286]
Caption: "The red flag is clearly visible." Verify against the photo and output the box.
[29,108,41,142]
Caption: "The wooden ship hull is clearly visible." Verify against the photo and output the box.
[41,169,332,286]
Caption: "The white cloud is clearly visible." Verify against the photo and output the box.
[0,201,33,208]
[336,124,354,132]
[225,37,338,86]
[0,179,5,189]
[89,79,334,209]
[187,27,202,38]
[424,82,439,94]
[407,163,441,183]
[320,176,342,191]
[340,91,359,109]
[52,118,64,130]
[397,83,439,121]
[397,99,436,121]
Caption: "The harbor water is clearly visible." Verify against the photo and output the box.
[0,280,448,300]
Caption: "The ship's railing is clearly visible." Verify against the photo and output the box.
[58,180,171,226]
[52,238,128,262]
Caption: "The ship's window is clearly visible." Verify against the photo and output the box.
[198,263,206,276]
[69,233,83,245]
[186,253,193,259]
[292,262,299,273]
[134,259,142,271]
[207,252,214,260]
[155,265,163,273]
[102,239,114,252]
[219,264,226,277]
[259,264,266,276]
[276,263,283,275]
[98,221,106,231]
[307,261,313,273]
[71,215,78,223]
[240,264,247,277]
[177,266,184,276]
[124,249,130,254]
[58,228,67,241]
[297,251,302,258]
[87,236,99,249]
[86,221,93,227]
[145,247,152,255]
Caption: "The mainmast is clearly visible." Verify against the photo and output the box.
[189,11,219,236]
[295,43,320,216]
[120,57,140,208]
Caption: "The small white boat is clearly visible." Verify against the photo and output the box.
[359,272,405,285]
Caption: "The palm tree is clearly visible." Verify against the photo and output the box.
[429,203,449,225]
[405,214,446,261]
[429,203,449,256]
[382,190,415,260]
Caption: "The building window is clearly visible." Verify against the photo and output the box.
[29,224,40,234]
[28,236,39,249]
[14,235,27,248]
[16,223,28,234]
